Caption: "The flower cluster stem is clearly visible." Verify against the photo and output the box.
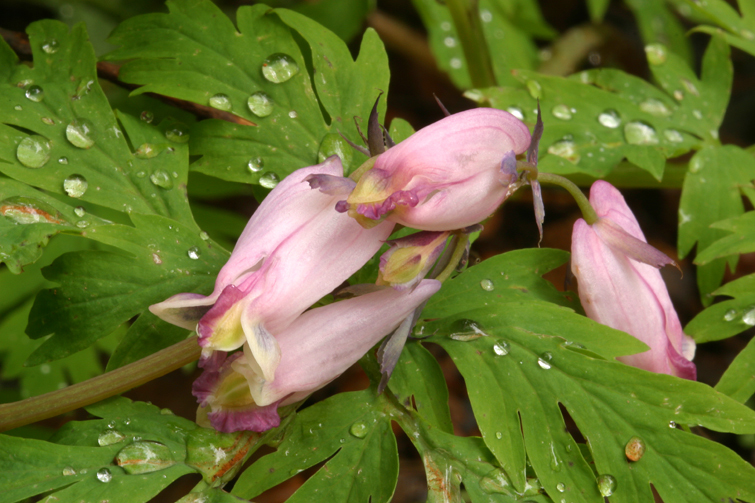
[446,0,497,89]
[434,234,470,283]
[0,336,201,432]
[537,172,599,224]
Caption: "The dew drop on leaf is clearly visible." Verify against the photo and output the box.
[526,80,542,99]
[247,157,264,173]
[669,420,677,428]
[556,482,566,493]
[547,139,579,164]
[41,117,55,126]
[597,474,617,497]
[25,85,44,102]
[150,170,174,189]
[63,174,88,198]
[625,436,646,461]
[96,468,112,483]
[645,44,667,65]
[165,123,189,143]
[76,220,90,229]
[14,105,22,111]
[66,119,96,149]
[42,39,59,54]
[506,107,524,120]
[261,53,300,83]
[140,111,154,123]
[663,129,684,143]
[17,135,51,168]
[495,431,503,439]
[199,231,210,241]
[537,352,553,370]
[597,109,621,128]
[98,429,126,446]
[247,92,274,117]
[551,104,572,120]
[449,319,488,340]
[259,172,280,189]
[743,308,755,326]
[1,197,65,225]
[723,309,738,322]
[480,279,495,291]
[288,110,298,119]
[640,99,671,117]
[74,206,86,217]
[62,466,76,476]
[187,246,201,260]
[349,422,368,438]
[135,143,161,159]
[493,340,509,356]
[624,121,659,145]
[209,93,232,111]
[115,441,175,474]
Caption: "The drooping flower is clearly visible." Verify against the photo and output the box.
[309,108,531,231]
[192,279,441,432]
[377,231,450,290]
[150,157,395,380]
[571,181,696,379]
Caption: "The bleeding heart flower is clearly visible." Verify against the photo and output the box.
[571,181,696,379]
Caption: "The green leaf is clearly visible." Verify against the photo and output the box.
[678,146,755,301]
[105,312,190,371]
[625,0,693,66]
[280,0,372,42]
[104,0,389,180]
[389,341,454,433]
[681,0,755,57]
[0,397,201,503]
[232,390,398,503]
[715,335,755,403]
[586,0,610,21]
[685,274,755,342]
[468,37,731,180]
[694,210,755,264]
[25,212,226,364]
[411,0,552,90]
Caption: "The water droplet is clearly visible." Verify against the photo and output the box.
[209,93,232,111]
[449,319,488,340]
[63,174,88,198]
[187,246,201,260]
[495,431,503,439]
[688,157,703,173]
[261,53,300,83]
[62,466,76,476]
[66,119,96,149]
[723,309,738,321]
[551,104,572,120]
[480,9,492,22]
[200,231,210,241]
[72,207,86,218]
[443,36,456,47]
[556,482,566,493]
[14,105,22,111]
[743,308,755,326]
[681,79,699,96]
[673,89,684,101]
[259,172,279,189]
[247,92,274,117]
[115,441,175,474]
[150,170,174,189]
[41,117,55,126]
[597,474,617,497]
[506,107,524,120]
[140,111,154,123]
[160,408,174,415]
[480,279,495,291]
[25,85,44,102]
[76,220,90,229]
[349,422,368,438]
[493,340,510,356]
[42,39,59,54]
[640,99,671,117]
[597,109,621,128]
[165,123,189,143]
[547,140,580,164]
[624,121,659,145]
[450,58,462,69]
[107,420,116,429]
[625,436,646,461]
[16,135,52,168]
[664,129,684,143]
[550,442,561,471]
[288,110,298,119]
[135,143,162,159]
[98,429,126,446]
[669,420,677,428]
[96,468,112,483]
[537,352,553,370]
[645,44,667,65]
[526,80,542,99]
[247,157,264,173]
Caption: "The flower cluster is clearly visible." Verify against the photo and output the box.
[150,105,694,433]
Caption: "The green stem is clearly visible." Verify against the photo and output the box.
[446,0,496,89]
[435,234,469,283]
[0,336,201,432]
[537,172,599,224]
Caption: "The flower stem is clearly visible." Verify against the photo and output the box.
[0,336,201,432]
[445,0,497,89]
[537,172,599,225]
[435,234,469,283]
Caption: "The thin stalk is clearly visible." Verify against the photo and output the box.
[435,234,469,283]
[446,0,496,89]
[0,336,201,432]
[537,172,599,224]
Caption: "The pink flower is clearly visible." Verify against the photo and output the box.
[571,181,696,379]
[377,231,451,290]
[150,157,395,381]
[192,280,441,432]
[309,108,531,231]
